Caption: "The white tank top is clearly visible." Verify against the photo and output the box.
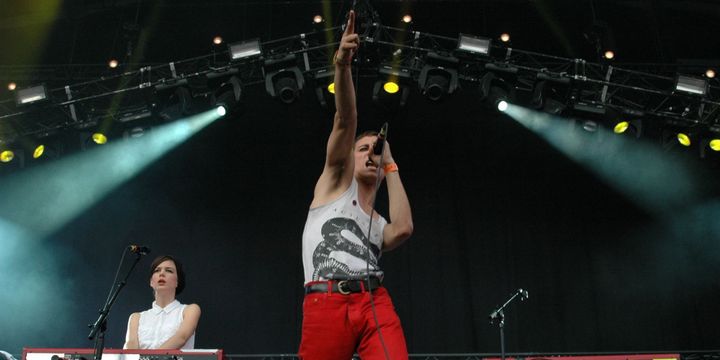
[302,179,387,284]
[126,300,195,349]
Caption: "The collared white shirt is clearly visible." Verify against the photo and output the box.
[126,300,195,349]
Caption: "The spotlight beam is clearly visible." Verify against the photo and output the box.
[0,108,222,238]
[503,103,704,214]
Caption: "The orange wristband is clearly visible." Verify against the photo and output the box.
[383,163,398,174]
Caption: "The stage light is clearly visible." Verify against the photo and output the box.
[384,82,399,94]
[418,52,459,101]
[710,139,720,151]
[15,84,49,105]
[212,75,242,113]
[458,34,491,55]
[0,147,24,173]
[675,74,707,96]
[479,65,517,110]
[585,21,617,63]
[264,54,304,104]
[33,145,45,159]
[92,133,108,145]
[402,14,412,23]
[614,121,629,133]
[8,82,17,91]
[213,36,223,45]
[152,84,193,120]
[698,126,720,159]
[581,120,599,132]
[122,126,151,139]
[108,59,119,68]
[612,118,642,138]
[23,134,64,162]
[373,66,411,110]
[80,129,110,151]
[531,73,571,115]
[313,68,335,110]
[677,132,691,146]
[313,15,323,24]
[216,106,227,116]
[706,69,716,79]
[1,150,14,163]
[497,100,508,112]
[500,33,510,43]
[661,124,699,153]
[228,39,262,60]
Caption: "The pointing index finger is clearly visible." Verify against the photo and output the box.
[345,10,355,35]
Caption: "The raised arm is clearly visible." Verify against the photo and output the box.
[157,304,201,349]
[311,10,360,207]
[377,141,413,251]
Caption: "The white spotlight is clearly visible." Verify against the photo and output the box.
[497,100,508,112]
[216,106,227,116]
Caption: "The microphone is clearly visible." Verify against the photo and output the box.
[519,288,529,300]
[373,122,388,155]
[488,309,503,323]
[129,245,151,255]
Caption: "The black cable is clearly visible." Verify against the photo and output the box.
[363,128,393,360]
[351,1,393,358]
[103,245,129,306]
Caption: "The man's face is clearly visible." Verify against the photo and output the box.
[353,135,382,183]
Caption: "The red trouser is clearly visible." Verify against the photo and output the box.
[298,285,408,360]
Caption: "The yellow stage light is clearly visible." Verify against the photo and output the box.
[33,145,45,159]
[1,150,14,163]
[92,133,108,145]
[709,139,720,151]
[677,133,691,146]
[614,121,629,134]
[383,82,399,94]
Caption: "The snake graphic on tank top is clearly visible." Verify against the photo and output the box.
[312,217,381,279]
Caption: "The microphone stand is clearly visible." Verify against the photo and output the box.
[488,289,529,360]
[88,251,144,360]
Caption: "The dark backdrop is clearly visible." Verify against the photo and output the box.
[2,82,720,355]
[2,0,720,356]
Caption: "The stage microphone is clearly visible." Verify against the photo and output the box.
[519,288,529,300]
[129,245,151,255]
[373,122,389,155]
[488,309,503,323]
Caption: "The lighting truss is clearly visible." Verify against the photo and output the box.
[1,17,720,145]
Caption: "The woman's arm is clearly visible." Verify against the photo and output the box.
[123,313,140,349]
[157,304,201,349]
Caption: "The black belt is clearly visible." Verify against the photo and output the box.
[305,277,382,295]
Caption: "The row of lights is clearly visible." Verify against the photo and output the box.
[0,106,228,166]
[0,133,107,165]
[6,48,716,95]
[3,9,719,94]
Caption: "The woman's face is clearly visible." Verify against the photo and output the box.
[150,259,178,294]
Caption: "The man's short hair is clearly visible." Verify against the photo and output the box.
[355,130,379,143]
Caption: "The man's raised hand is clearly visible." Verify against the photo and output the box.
[337,10,359,65]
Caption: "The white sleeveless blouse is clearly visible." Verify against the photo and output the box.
[125,300,195,349]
